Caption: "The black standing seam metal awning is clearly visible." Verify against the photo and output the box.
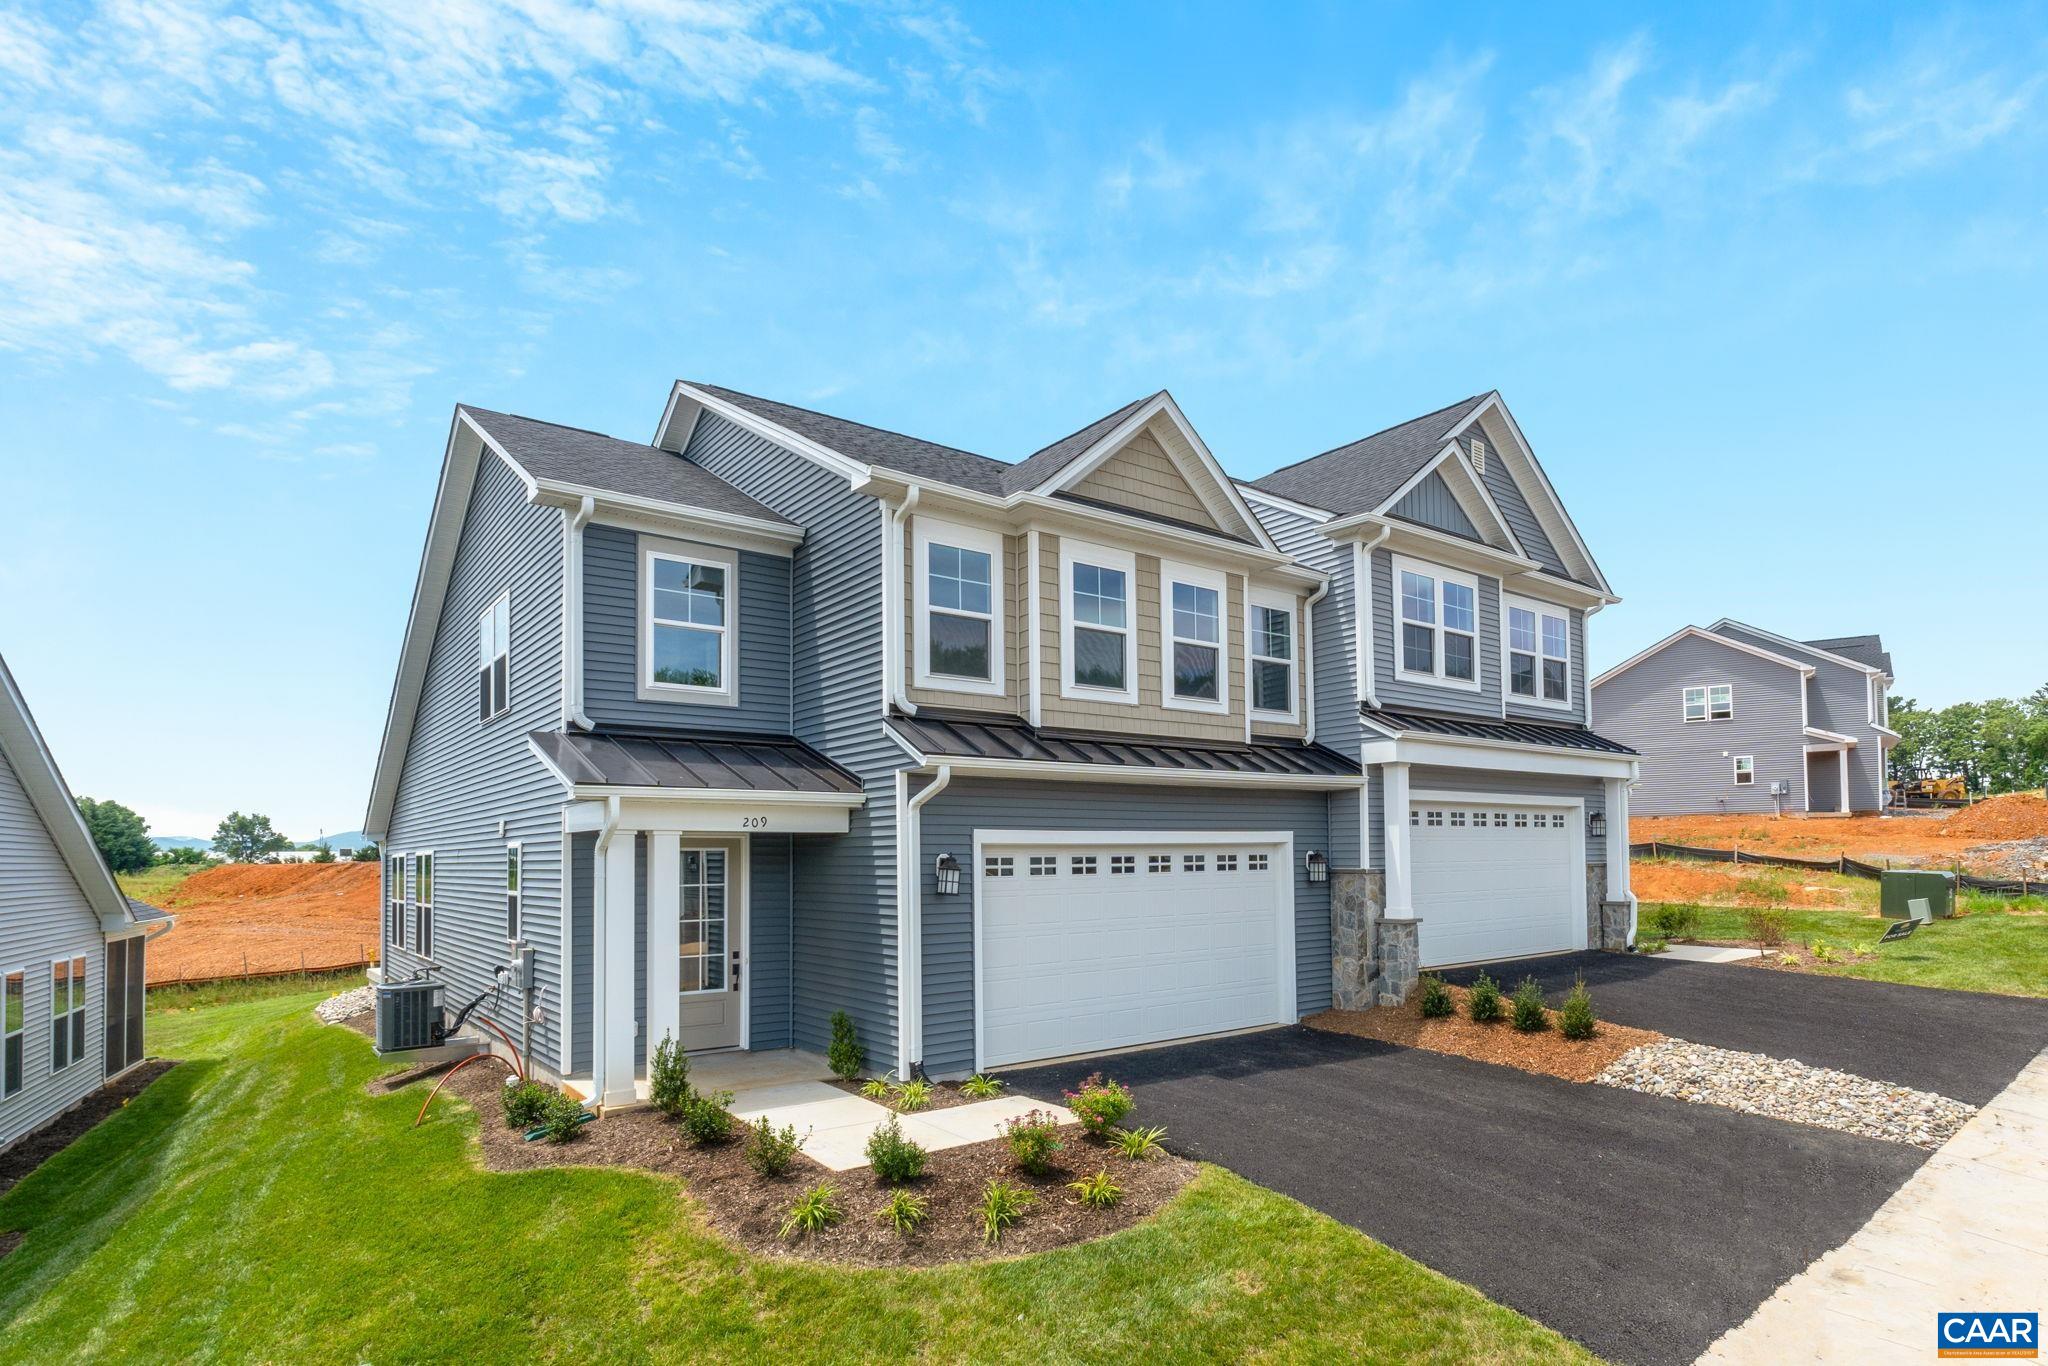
[888,712,1361,779]
[1359,706,1638,755]
[530,729,863,794]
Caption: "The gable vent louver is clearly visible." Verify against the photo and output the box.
[1470,438,1487,473]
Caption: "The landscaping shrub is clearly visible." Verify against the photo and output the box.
[827,1010,865,1081]
[538,1093,588,1145]
[1113,1124,1167,1160]
[780,1183,842,1240]
[501,1079,553,1131]
[1510,977,1549,1033]
[745,1116,807,1177]
[1003,1109,1064,1175]
[1067,1169,1123,1210]
[892,1078,935,1112]
[1466,971,1504,1024]
[649,1033,690,1117]
[978,1178,1035,1243]
[1634,935,1667,956]
[1651,904,1701,941]
[1063,1074,1134,1135]
[1743,908,1788,947]
[960,1073,1005,1099]
[1558,979,1597,1041]
[860,1075,893,1100]
[864,1114,929,1183]
[877,1189,927,1235]
[1416,972,1454,1019]
[678,1089,736,1146]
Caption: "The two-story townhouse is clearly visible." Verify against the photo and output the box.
[365,384,1639,1107]
[1591,623,1897,815]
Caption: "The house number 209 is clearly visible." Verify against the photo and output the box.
[741,816,770,829]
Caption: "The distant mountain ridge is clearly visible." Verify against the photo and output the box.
[152,828,371,852]
[151,836,212,851]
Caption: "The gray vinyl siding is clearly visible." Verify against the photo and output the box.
[1591,633,1807,816]
[1503,603,1589,727]
[569,832,594,1074]
[1250,499,1360,760]
[581,523,793,732]
[1712,626,1887,811]
[1390,471,1479,539]
[1372,547,1502,719]
[912,776,1334,1077]
[1408,767,1606,862]
[748,835,793,1049]
[682,413,904,1062]
[1467,431,1570,578]
[0,747,107,1150]
[383,448,567,1072]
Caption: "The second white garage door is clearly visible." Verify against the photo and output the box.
[976,838,1293,1069]
[1412,801,1585,968]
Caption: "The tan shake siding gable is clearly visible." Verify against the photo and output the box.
[1068,428,1223,531]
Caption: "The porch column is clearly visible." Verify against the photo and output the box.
[646,835,680,1061]
[1381,761,1414,918]
[1839,748,1851,814]
[596,831,639,1109]
[1603,777,1632,903]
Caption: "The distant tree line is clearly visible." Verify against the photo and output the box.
[1890,687,2048,795]
[75,800,378,874]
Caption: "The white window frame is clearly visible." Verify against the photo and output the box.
[912,517,1006,697]
[478,590,510,721]
[640,539,739,707]
[1504,593,1572,710]
[1733,755,1755,786]
[1247,586,1298,722]
[2,967,23,1099]
[506,842,523,943]
[415,851,435,959]
[1391,552,1481,692]
[1059,539,1138,705]
[1683,683,1735,723]
[1161,559,1230,714]
[50,953,86,1072]
[1710,683,1734,720]
[386,853,405,949]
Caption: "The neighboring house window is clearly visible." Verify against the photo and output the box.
[1162,561,1228,712]
[643,542,737,702]
[386,854,405,948]
[3,969,22,1097]
[50,956,85,1071]
[1061,540,1137,703]
[1249,590,1296,719]
[1506,596,1571,707]
[1733,755,1755,785]
[913,519,1004,695]
[505,843,522,941]
[1392,554,1479,689]
[1683,684,1735,722]
[478,591,510,720]
[415,853,435,958]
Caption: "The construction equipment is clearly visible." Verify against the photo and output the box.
[1890,775,1968,807]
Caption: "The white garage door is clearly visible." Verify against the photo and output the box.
[977,839,1290,1069]
[1412,801,1584,968]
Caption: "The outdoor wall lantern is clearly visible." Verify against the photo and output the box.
[1587,810,1607,841]
[1304,850,1328,883]
[934,853,962,895]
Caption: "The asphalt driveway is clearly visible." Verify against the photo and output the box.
[1437,951,2048,1104]
[1006,1028,1928,1366]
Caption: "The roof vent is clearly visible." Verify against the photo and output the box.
[1470,438,1487,473]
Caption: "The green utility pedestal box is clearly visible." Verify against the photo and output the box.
[1880,869,1954,920]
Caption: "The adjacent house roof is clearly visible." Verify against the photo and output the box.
[1000,394,1157,493]
[888,711,1360,781]
[126,897,173,924]
[1803,634,1893,677]
[528,728,862,796]
[1247,395,1490,517]
[459,406,795,526]
[1360,706,1638,755]
[1590,624,1817,690]
[686,383,1015,495]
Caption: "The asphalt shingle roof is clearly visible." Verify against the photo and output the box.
[459,406,795,527]
[999,393,1157,493]
[1803,634,1893,676]
[687,383,1015,494]
[1247,395,1490,516]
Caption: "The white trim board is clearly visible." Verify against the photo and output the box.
[1706,619,1886,677]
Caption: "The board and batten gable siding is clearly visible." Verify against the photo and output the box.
[580,522,793,732]
[1370,547,1502,720]
[1389,471,1480,540]
[383,448,568,1071]
[1710,625,1887,811]
[1464,419,1570,579]
[912,775,1333,1077]
[1591,632,1806,816]
[0,745,107,1149]
[680,412,903,1062]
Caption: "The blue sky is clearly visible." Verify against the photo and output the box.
[2,2,2044,839]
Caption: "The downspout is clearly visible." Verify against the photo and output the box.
[887,487,922,718]
[1353,524,1391,710]
[591,795,621,1097]
[899,764,952,1079]
[564,496,596,731]
[1301,576,1331,744]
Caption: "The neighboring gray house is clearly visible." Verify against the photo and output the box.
[1,654,165,1152]
[366,385,1639,1107]
[1590,623,1898,816]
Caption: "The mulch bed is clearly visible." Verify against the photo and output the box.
[1306,986,1662,1083]
[825,1076,977,1112]
[0,1059,178,1200]
[339,1011,1192,1267]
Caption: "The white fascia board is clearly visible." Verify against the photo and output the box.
[1239,484,1333,523]
[1590,625,1814,690]
[1804,727,1860,746]
[1330,514,1541,578]
[1705,619,1885,677]
[664,382,871,483]
[1374,443,1527,557]
[528,480,803,555]
[1445,393,1612,595]
[0,660,133,930]
[1509,568,1619,608]
[898,755,1362,791]
[1359,733,1638,781]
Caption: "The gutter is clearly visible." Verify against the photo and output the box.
[899,764,952,1078]
[887,487,922,718]
[1301,575,1331,743]
[1582,600,1604,728]
[564,496,596,731]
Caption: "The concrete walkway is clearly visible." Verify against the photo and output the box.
[1701,1046,2048,1364]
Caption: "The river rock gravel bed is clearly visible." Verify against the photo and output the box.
[314,985,375,1023]
[1595,1039,1976,1149]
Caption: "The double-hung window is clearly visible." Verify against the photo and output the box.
[478,592,510,720]
[1392,554,1479,689]
[913,519,1004,695]
[3,969,22,1097]
[1061,541,1136,703]
[643,540,736,704]
[1249,588,1296,720]
[1162,561,1227,711]
[1506,595,1571,707]
[386,853,405,949]
[415,853,435,958]
[50,955,85,1071]
[505,843,523,941]
[1683,684,1734,722]
[1733,756,1755,786]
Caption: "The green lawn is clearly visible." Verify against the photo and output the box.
[114,863,210,905]
[0,987,1588,1363]
[1642,897,2048,997]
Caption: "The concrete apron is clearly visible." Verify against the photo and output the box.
[724,1079,1077,1172]
[1699,1046,2048,1364]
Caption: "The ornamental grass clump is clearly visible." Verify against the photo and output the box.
[979,1179,1035,1244]
[1066,1170,1123,1210]
[892,1078,935,1113]
[1510,976,1549,1033]
[1466,971,1504,1024]
[1112,1124,1167,1160]
[780,1183,841,1240]
[1063,1074,1134,1135]
[877,1189,927,1235]
[960,1073,1005,1099]
[1416,972,1454,1019]
[1558,979,1597,1041]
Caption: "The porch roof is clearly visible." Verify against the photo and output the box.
[1359,707,1638,755]
[888,710,1360,779]
[529,727,863,796]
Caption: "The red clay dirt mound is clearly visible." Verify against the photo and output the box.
[1941,792,2048,842]
[148,861,380,985]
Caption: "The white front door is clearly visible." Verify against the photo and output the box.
[1411,800,1584,967]
[676,847,742,1050]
